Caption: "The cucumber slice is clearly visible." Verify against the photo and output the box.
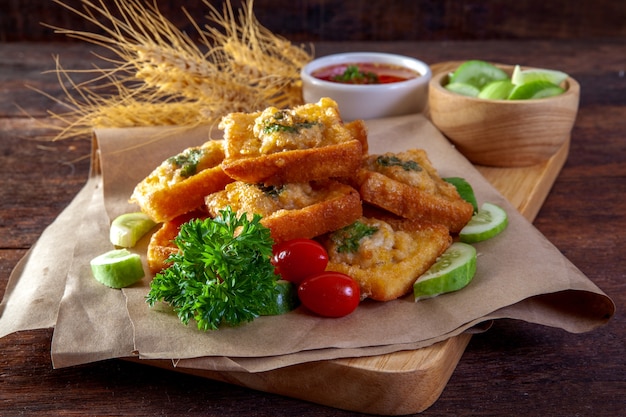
[90,249,145,288]
[449,60,509,90]
[511,65,568,87]
[445,82,480,97]
[110,212,157,248]
[259,280,300,316]
[459,202,508,243]
[507,80,565,100]
[414,242,477,301]
[444,177,478,213]
[478,79,515,100]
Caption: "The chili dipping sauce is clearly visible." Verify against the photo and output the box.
[311,62,420,85]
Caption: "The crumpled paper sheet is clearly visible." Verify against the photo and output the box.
[0,114,615,372]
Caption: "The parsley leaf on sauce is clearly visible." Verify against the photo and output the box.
[333,65,380,84]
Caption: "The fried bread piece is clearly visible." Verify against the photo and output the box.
[354,149,474,233]
[322,216,452,301]
[146,210,208,274]
[204,180,362,244]
[130,140,233,223]
[219,98,365,185]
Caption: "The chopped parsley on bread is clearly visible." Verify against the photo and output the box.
[321,216,451,301]
[219,97,366,185]
[130,140,232,223]
[205,180,362,244]
[354,149,474,233]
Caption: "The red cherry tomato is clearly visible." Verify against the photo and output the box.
[272,238,329,284]
[298,272,360,318]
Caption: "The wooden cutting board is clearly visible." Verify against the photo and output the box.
[137,133,570,415]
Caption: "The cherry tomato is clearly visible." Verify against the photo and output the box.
[272,238,329,284]
[298,272,360,318]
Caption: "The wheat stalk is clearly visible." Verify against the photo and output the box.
[41,0,312,140]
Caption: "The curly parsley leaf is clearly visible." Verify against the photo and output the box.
[145,207,279,330]
[330,220,379,253]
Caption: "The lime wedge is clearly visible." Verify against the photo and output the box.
[459,202,508,243]
[511,65,568,87]
[507,80,565,100]
[110,212,157,248]
[444,177,478,213]
[259,280,300,315]
[414,242,477,301]
[445,82,480,97]
[449,60,509,90]
[90,249,145,288]
[478,79,515,100]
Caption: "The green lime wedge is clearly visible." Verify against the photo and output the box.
[511,65,568,87]
[110,212,157,248]
[90,249,145,288]
[445,82,481,97]
[444,177,478,213]
[478,79,515,100]
[414,242,477,301]
[507,80,565,100]
[449,60,509,90]
[459,202,508,243]
[259,280,300,315]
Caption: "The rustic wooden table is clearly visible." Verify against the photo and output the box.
[1,40,624,416]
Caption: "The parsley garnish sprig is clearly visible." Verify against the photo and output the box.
[146,207,279,330]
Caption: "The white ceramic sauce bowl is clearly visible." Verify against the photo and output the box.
[300,52,432,120]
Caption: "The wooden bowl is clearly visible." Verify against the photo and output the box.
[428,62,580,167]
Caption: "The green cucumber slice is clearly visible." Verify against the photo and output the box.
[444,177,478,213]
[507,80,565,100]
[459,202,508,243]
[110,212,157,248]
[478,79,515,100]
[445,82,480,97]
[414,242,477,301]
[90,249,145,288]
[259,280,300,316]
[449,60,509,90]
[511,65,568,87]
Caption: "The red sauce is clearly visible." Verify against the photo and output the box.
[312,62,419,85]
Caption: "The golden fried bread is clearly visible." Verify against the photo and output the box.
[130,140,233,223]
[204,180,362,244]
[322,216,452,301]
[219,98,364,185]
[146,210,208,274]
[345,119,369,155]
[355,149,474,233]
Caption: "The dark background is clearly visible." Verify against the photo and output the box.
[2,0,625,43]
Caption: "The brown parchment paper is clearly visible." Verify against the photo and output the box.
[0,114,615,372]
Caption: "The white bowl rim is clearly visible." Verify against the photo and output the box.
[301,52,432,91]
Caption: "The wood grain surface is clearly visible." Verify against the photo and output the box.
[1,40,625,416]
[2,0,625,42]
